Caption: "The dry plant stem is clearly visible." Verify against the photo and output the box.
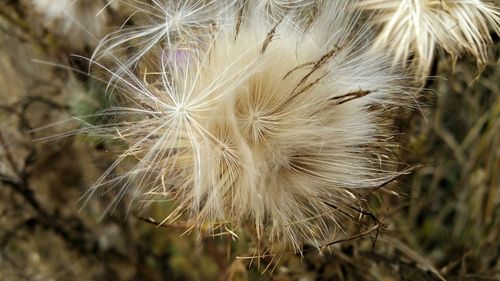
[320,224,380,250]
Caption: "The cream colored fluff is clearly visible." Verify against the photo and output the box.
[359,0,500,80]
[88,1,412,253]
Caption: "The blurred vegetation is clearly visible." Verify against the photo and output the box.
[0,1,498,280]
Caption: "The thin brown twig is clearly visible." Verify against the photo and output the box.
[320,224,381,250]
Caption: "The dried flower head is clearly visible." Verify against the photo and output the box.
[359,0,500,79]
[87,0,413,253]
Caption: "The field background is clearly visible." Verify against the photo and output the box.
[0,2,498,280]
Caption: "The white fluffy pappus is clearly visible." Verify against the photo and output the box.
[87,1,413,254]
[359,0,500,80]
